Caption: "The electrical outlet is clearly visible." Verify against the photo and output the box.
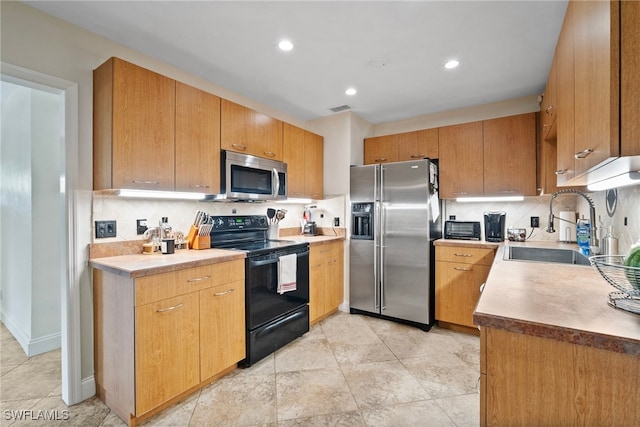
[95,220,117,238]
[449,215,456,220]
[137,219,148,235]
[333,217,340,227]
[531,216,540,228]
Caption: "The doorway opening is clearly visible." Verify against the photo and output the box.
[1,63,81,405]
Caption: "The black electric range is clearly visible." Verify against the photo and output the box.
[208,215,310,367]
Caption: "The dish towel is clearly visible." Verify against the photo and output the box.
[278,254,297,294]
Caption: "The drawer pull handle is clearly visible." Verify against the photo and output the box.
[214,288,235,297]
[410,154,425,159]
[191,184,210,189]
[156,303,184,313]
[263,151,276,157]
[375,158,388,162]
[132,180,159,185]
[187,275,211,283]
[454,267,473,272]
[555,169,567,175]
[574,148,593,159]
[454,253,473,257]
[231,143,247,151]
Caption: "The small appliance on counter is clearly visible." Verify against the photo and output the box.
[303,221,317,236]
[484,211,506,242]
[444,221,481,240]
[558,211,577,242]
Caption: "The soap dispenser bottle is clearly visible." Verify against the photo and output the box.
[601,225,619,256]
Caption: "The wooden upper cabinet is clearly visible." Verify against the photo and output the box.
[483,113,537,196]
[572,0,620,175]
[398,129,439,161]
[364,134,399,164]
[93,57,176,190]
[541,54,558,141]
[175,82,221,193]
[555,0,577,186]
[283,123,306,198]
[621,0,640,156]
[304,131,324,199]
[283,123,324,199]
[438,122,484,199]
[221,99,283,161]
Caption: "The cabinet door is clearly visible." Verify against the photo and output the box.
[438,122,484,199]
[435,260,491,328]
[397,129,439,161]
[325,242,344,313]
[621,0,640,156]
[542,54,557,141]
[309,248,325,324]
[135,293,199,414]
[555,1,577,186]
[175,82,221,193]
[304,131,324,199]
[283,123,306,198]
[483,113,537,196]
[97,58,176,190]
[200,281,246,380]
[573,0,620,175]
[221,99,283,160]
[364,135,398,164]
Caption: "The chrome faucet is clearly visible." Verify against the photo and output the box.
[546,189,599,254]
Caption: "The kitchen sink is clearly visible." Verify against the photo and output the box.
[505,246,591,266]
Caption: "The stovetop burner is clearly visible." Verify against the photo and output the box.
[208,215,307,256]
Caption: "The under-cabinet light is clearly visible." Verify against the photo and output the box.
[456,196,524,203]
[117,189,207,200]
[276,198,313,204]
[586,172,640,191]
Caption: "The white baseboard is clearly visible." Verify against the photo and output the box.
[2,313,61,356]
[81,375,96,401]
[1,314,29,355]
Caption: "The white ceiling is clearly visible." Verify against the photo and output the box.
[24,0,568,124]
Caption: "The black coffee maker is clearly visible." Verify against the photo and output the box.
[484,211,506,242]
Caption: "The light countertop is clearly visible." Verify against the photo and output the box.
[473,240,640,356]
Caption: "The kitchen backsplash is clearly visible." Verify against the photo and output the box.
[92,194,346,243]
[445,195,577,243]
[576,185,640,255]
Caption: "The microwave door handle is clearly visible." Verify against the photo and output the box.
[272,168,280,198]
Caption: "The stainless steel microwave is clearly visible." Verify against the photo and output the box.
[218,151,287,201]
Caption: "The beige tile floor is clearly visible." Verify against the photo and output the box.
[1,312,480,426]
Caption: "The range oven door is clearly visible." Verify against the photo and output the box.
[245,248,309,331]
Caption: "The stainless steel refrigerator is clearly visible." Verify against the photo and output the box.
[349,159,441,330]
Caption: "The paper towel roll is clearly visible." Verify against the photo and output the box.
[558,211,577,242]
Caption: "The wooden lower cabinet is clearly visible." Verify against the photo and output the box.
[309,240,344,324]
[435,246,495,331]
[481,327,640,426]
[93,259,245,426]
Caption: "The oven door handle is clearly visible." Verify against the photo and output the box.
[255,309,307,339]
[248,251,308,268]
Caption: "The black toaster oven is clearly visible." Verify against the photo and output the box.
[444,221,482,240]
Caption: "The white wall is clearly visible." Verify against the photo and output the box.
[1,82,62,355]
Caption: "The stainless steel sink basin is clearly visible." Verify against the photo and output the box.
[505,246,591,266]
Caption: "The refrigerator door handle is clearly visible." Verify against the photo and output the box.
[379,166,385,311]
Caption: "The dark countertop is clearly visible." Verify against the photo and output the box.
[473,240,640,356]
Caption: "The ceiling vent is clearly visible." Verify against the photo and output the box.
[329,104,352,113]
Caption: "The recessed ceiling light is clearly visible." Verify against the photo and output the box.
[444,59,460,69]
[345,87,357,96]
[278,40,294,51]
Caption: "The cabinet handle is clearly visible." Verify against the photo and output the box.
[574,148,593,159]
[555,169,567,175]
[232,143,247,151]
[132,180,160,185]
[311,263,322,268]
[263,151,276,157]
[375,158,388,162]
[410,154,425,159]
[545,105,555,114]
[454,253,473,257]
[454,267,473,272]
[453,192,468,196]
[214,288,235,297]
[191,184,210,189]
[498,190,516,194]
[187,275,211,283]
[156,303,184,313]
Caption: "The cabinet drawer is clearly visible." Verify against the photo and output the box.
[136,260,244,306]
[436,246,495,266]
